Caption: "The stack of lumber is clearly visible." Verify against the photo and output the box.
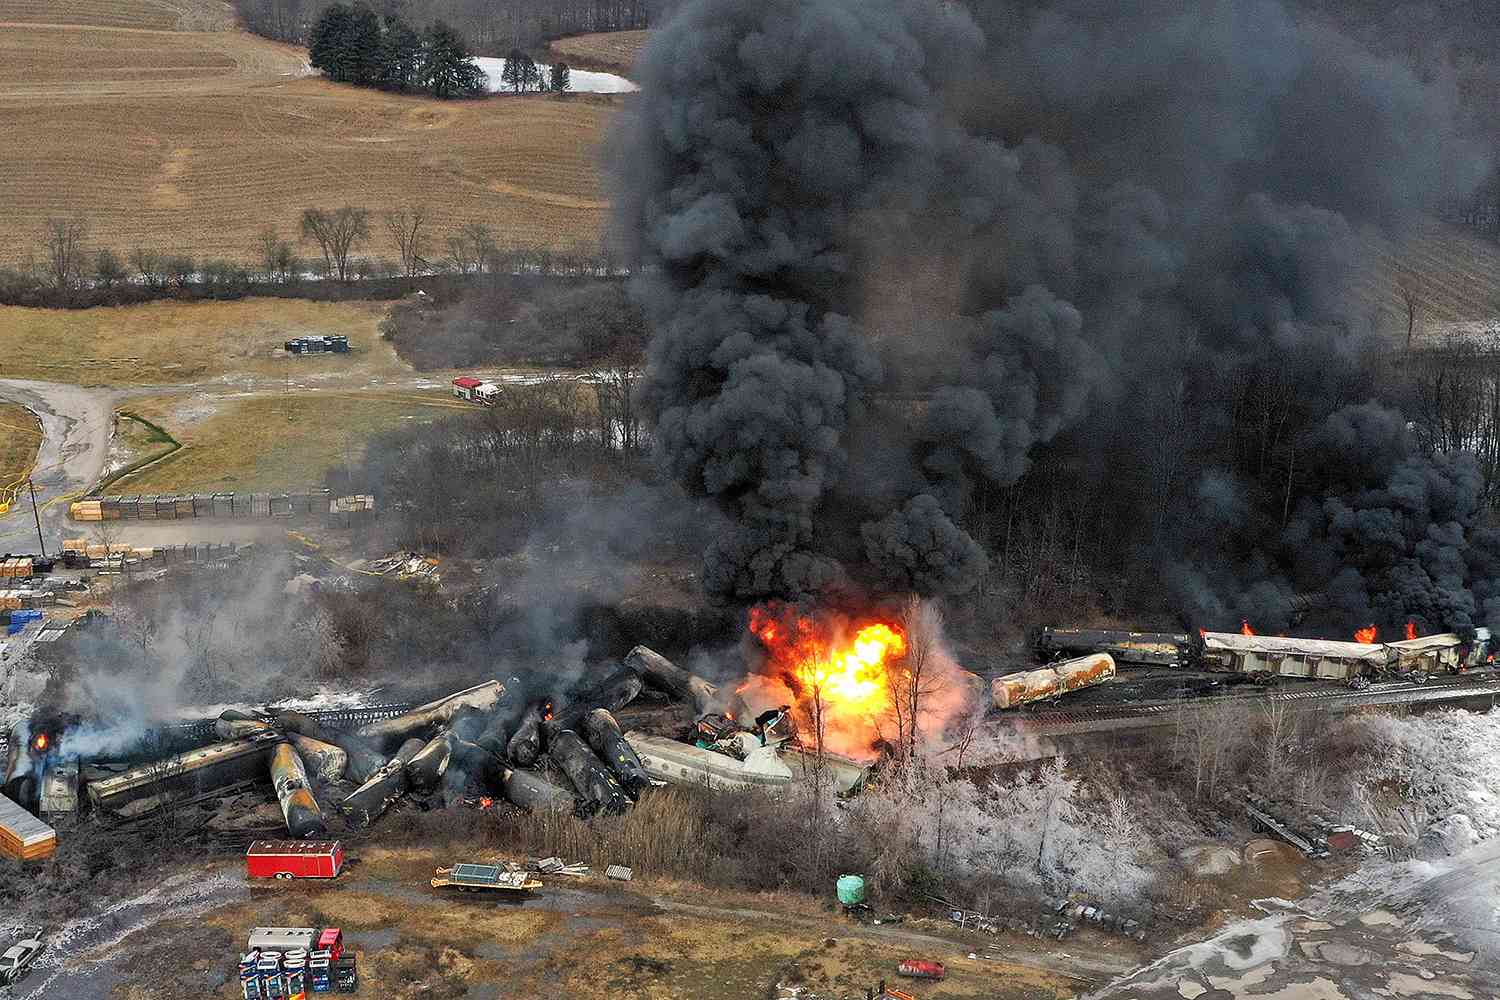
[0,590,52,610]
[69,500,103,522]
[0,793,56,861]
[330,494,376,514]
[0,557,33,579]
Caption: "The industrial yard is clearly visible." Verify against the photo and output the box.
[8,0,1500,998]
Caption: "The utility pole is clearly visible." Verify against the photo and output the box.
[27,479,45,558]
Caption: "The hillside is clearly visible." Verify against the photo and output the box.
[0,2,617,268]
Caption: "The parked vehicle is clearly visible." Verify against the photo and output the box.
[0,930,44,986]
[245,840,344,880]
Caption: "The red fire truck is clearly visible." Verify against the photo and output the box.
[245,841,344,880]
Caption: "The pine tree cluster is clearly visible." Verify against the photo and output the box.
[309,2,486,99]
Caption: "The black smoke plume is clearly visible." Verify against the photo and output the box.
[615,0,1489,627]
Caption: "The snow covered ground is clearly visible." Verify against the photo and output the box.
[473,57,638,94]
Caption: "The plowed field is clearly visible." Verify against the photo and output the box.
[0,2,616,267]
[550,29,649,75]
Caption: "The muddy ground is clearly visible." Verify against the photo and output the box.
[2,846,1138,1000]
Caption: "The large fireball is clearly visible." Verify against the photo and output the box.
[747,604,907,758]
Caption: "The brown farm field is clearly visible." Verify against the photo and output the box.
[550,29,650,75]
[0,298,405,384]
[0,3,618,267]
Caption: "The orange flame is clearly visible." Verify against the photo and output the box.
[748,605,906,758]
[1354,625,1377,643]
[478,797,494,810]
[32,733,47,753]
[1240,620,1255,637]
[1406,620,1418,641]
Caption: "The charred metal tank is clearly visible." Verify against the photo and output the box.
[405,732,456,792]
[270,741,326,838]
[340,737,424,827]
[550,668,643,733]
[992,653,1116,709]
[288,734,348,784]
[624,645,744,718]
[215,709,273,740]
[583,709,651,798]
[275,710,386,784]
[547,729,629,817]
[354,681,506,753]
[502,767,575,812]
[506,701,546,767]
[1034,627,1193,667]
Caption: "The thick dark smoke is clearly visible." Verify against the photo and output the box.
[615,0,1489,626]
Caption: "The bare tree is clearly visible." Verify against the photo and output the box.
[1399,282,1420,351]
[445,222,497,275]
[131,247,165,289]
[889,596,947,761]
[300,206,370,281]
[384,206,429,279]
[257,226,297,283]
[42,217,88,290]
[1258,697,1295,790]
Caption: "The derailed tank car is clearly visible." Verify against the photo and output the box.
[992,654,1116,709]
[1035,628,1192,667]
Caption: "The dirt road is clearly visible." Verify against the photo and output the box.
[0,379,115,553]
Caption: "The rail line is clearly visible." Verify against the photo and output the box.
[996,670,1500,738]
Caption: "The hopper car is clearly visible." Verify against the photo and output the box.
[1036,625,1491,689]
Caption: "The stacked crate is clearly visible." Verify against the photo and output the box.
[0,793,56,861]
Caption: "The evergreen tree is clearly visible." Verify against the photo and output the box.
[422,21,485,99]
[309,3,354,82]
[549,61,571,94]
[376,15,421,91]
[346,2,383,86]
[502,48,538,94]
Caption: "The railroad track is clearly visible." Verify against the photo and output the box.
[999,670,1500,737]
[0,701,417,762]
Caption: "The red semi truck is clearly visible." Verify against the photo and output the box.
[246,841,344,880]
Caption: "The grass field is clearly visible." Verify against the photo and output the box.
[550,30,649,76]
[107,390,470,493]
[0,401,42,487]
[0,298,410,384]
[0,4,617,267]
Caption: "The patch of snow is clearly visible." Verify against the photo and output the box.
[474,57,638,94]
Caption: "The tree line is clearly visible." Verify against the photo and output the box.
[236,0,660,54]
[0,211,635,309]
[310,3,485,98]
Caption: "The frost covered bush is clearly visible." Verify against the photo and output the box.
[1325,708,1500,853]
[847,749,1154,906]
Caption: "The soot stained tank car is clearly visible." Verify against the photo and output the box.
[1034,627,1194,667]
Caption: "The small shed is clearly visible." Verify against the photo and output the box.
[452,376,482,401]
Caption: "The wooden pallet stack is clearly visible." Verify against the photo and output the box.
[0,793,56,861]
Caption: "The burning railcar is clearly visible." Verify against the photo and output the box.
[1198,629,1489,686]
